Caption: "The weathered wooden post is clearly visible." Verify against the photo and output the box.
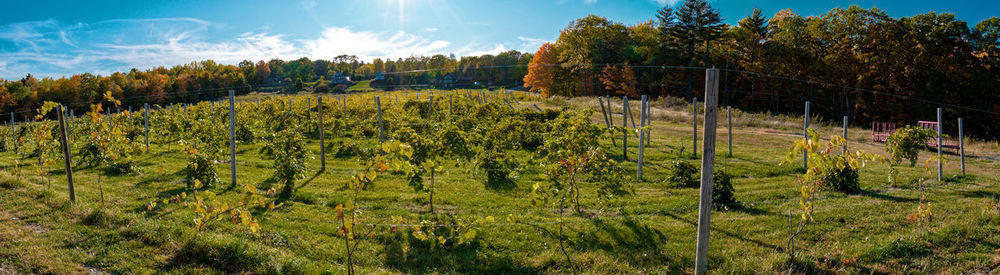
[449,94,453,116]
[727,106,733,157]
[9,112,14,150]
[693,97,698,158]
[626,97,636,129]
[376,96,384,144]
[622,96,629,161]
[959,117,965,176]
[228,90,237,187]
[319,96,325,171]
[427,95,434,120]
[695,68,719,275]
[804,101,810,168]
[843,116,849,156]
[937,107,943,181]
[638,95,646,179]
[144,103,150,153]
[598,96,616,146]
[57,105,75,202]
[645,97,651,146]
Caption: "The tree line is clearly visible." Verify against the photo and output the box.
[0,52,532,119]
[523,0,1000,139]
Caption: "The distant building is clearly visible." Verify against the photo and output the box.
[332,72,352,84]
[434,73,475,88]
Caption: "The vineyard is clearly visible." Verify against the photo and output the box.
[0,87,998,274]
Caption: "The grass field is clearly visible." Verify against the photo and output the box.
[0,90,998,274]
[346,80,374,92]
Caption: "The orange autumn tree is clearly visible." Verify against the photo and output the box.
[599,64,638,97]
[523,42,558,97]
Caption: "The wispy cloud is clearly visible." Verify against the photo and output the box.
[0,18,514,78]
[650,0,681,7]
[518,36,549,51]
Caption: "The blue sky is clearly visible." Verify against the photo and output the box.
[0,0,997,79]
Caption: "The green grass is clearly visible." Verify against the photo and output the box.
[346,80,374,92]
[0,90,998,274]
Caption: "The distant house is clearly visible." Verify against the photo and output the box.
[374,72,385,81]
[434,73,457,88]
[332,72,352,84]
[434,73,475,88]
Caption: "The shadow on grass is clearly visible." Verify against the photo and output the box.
[135,170,184,186]
[661,211,784,252]
[726,202,775,216]
[294,170,323,191]
[858,191,917,203]
[572,214,686,273]
[378,219,535,274]
[958,189,1000,198]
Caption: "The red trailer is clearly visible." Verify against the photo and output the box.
[916,121,959,149]
[871,121,958,149]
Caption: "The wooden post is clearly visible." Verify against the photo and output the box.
[598,96,616,146]
[727,106,732,157]
[626,97,636,129]
[9,112,14,150]
[638,95,646,179]
[804,101,810,168]
[959,117,965,176]
[427,95,434,120]
[693,98,698,158]
[694,68,719,275]
[228,90,237,187]
[937,108,943,181]
[645,97,651,146]
[319,96,325,171]
[622,96,629,161]
[376,96,384,144]
[57,105,75,202]
[144,103,150,153]
[843,116,849,156]
[449,94,453,116]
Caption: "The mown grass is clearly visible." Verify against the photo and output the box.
[0,90,997,274]
[346,80,374,92]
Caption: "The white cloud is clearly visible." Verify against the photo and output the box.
[518,36,549,51]
[650,0,681,7]
[0,18,515,78]
[423,27,439,32]
[303,27,450,61]
[457,43,507,57]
